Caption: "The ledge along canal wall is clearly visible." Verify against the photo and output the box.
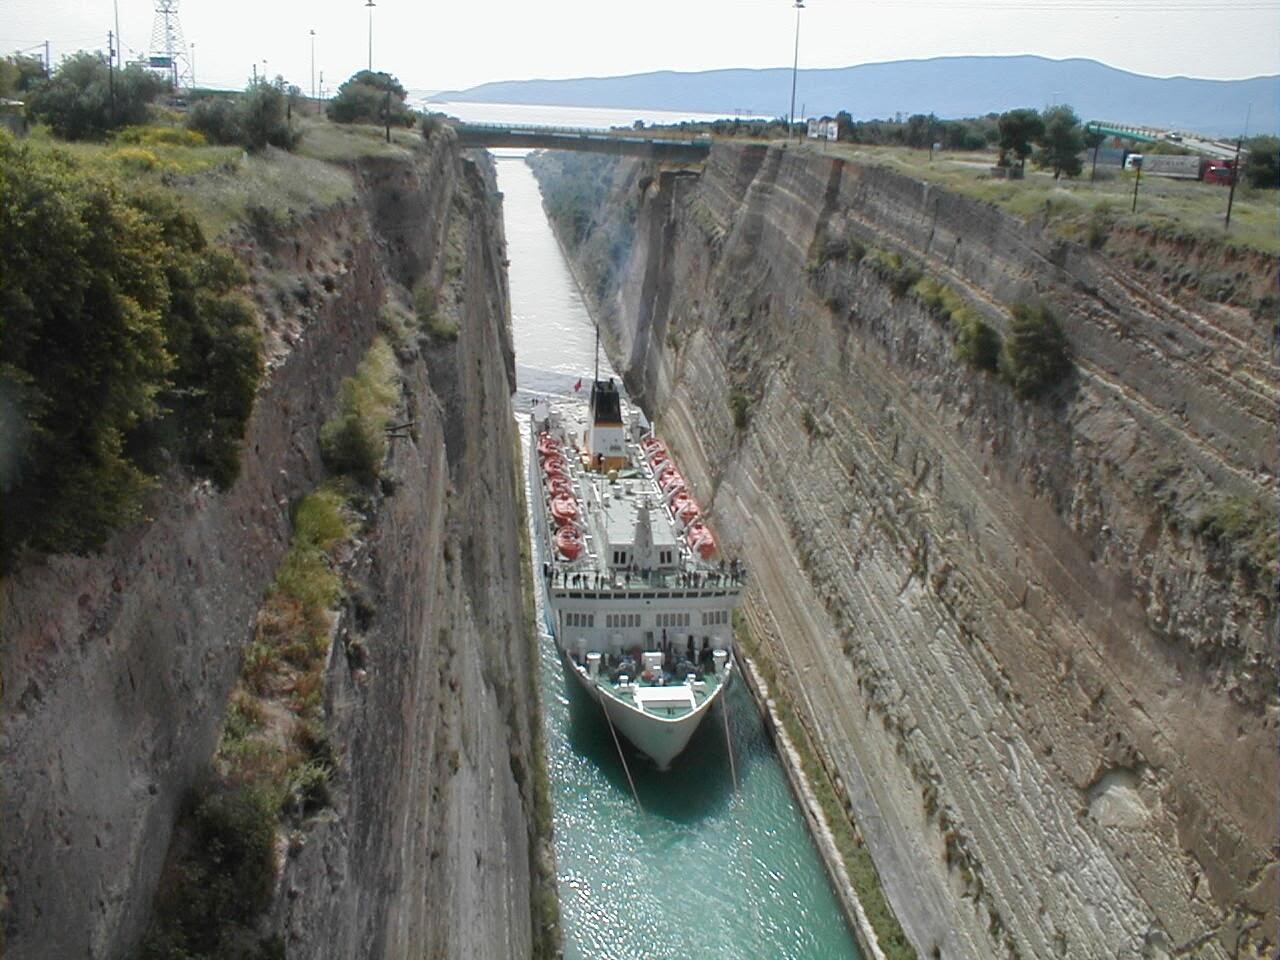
[531,143,1278,959]
[1,132,555,959]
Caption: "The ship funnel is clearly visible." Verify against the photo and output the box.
[586,378,628,472]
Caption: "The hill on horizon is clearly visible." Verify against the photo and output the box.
[433,55,1277,137]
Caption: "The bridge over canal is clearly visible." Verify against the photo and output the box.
[453,122,712,161]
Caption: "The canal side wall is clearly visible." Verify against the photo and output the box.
[0,133,553,959]
[532,143,1278,959]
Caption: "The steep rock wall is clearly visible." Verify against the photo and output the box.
[1,135,549,959]
[537,144,1277,959]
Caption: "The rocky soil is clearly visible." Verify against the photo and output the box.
[1,132,552,959]
[535,143,1277,959]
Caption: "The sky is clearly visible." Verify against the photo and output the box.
[3,0,1277,96]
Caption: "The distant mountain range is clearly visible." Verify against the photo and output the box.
[432,56,1277,136]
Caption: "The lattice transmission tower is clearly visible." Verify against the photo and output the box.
[148,0,191,89]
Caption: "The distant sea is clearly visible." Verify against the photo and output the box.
[416,98,753,129]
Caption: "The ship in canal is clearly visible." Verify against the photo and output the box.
[529,378,744,769]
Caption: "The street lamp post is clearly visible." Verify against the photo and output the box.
[190,42,196,88]
[788,0,805,140]
[309,29,316,104]
[365,0,376,73]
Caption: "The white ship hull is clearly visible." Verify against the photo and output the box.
[558,641,732,770]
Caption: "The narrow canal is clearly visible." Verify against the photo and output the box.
[496,151,863,960]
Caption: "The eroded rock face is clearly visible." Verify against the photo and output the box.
[536,144,1277,959]
[1,136,549,959]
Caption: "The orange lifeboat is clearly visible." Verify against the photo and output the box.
[648,450,671,471]
[555,526,584,560]
[686,522,717,560]
[548,475,574,498]
[657,465,683,491]
[542,454,569,479]
[550,495,579,525]
[537,434,561,459]
[641,435,663,451]
[670,493,700,525]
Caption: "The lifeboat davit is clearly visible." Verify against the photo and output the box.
[548,475,574,498]
[542,454,569,479]
[641,436,663,453]
[555,526,584,561]
[648,450,671,470]
[670,493,700,525]
[657,465,683,491]
[550,495,579,525]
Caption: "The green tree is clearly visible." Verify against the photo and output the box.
[185,95,242,145]
[128,191,263,487]
[997,107,1044,170]
[1244,135,1279,189]
[26,51,167,140]
[0,139,263,567]
[0,54,47,97]
[0,139,172,559]
[1035,105,1085,179]
[239,78,299,151]
[326,70,415,126]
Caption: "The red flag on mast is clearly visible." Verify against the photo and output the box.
[573,378,582,392]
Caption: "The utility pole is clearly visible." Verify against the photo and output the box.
[252,62,257,84]
[1130,156,1143,213]
[1224,136,1243,230]
[190,42,196,87]
[788,0,804,140]
[106,31,117,120]
[366,0,376,73]
[113,0,123,67]
[310,29,316,104]
[44,40,51,77]
[384,89,391,142]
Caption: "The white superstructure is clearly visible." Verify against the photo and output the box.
[530,380,744,769]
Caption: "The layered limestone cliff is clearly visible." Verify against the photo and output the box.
[534,144,1277,959]
[1,133,552,959]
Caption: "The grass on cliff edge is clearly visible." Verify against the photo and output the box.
[801,141,1280,256]
[734,612,917,960]
[24,118,362,239]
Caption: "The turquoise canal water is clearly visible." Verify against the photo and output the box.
[497,153,862,960]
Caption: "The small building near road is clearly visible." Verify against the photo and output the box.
[0,99,28,137]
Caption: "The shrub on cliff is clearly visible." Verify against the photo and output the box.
[1195,492,1276,583]
[999,303,1072,398]
[866,248,923,297]
[139,784,279,960]
[319,338,400,483]
[0,138,262,568]
[953,313,1002,372]
[326,70,415,127]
